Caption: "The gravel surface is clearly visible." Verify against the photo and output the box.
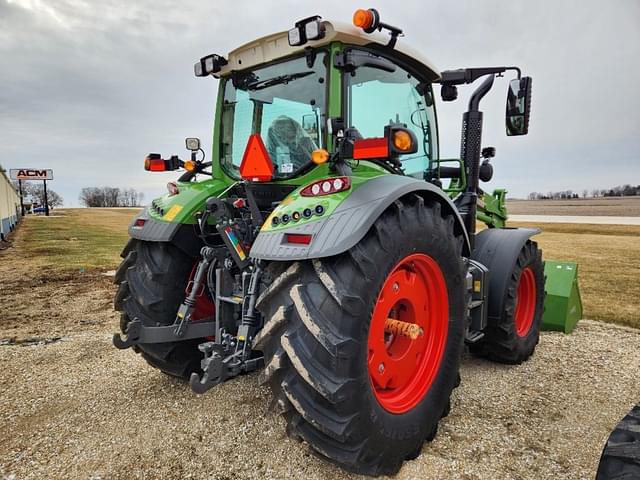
[2,314,639,479]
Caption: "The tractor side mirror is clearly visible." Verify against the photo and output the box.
[505,76,532,136]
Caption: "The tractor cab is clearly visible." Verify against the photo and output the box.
[209,16,441,184]
[145,11,531,237]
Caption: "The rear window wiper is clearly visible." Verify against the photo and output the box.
[246,71,314,91]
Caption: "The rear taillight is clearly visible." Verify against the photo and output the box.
[353,138,389,160]
[144,154,181,172]
[300,177,351,197]
[133,218,146,228]
[145,156,167,171]
[284,233,313,245]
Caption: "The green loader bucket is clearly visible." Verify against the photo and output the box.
[541,260,583,333]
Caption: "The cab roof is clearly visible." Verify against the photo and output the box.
[216,19,441,82]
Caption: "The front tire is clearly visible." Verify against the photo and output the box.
[255,196,466,475]
[470,241,544,364]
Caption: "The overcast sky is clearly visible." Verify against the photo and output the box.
[1,0,639,205]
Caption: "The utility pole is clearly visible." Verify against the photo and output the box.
[43,179,49,216]
[18,179,25,216]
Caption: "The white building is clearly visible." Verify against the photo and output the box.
[0,167,21,240]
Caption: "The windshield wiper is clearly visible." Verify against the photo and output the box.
[246,71,314,91]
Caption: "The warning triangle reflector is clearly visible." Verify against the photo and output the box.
[239,134,274,182]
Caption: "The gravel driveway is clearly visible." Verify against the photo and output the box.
[2,302,639,480]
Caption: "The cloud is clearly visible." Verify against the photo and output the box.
[1,0,639,205]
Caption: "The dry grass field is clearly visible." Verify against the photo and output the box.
[507,196,640,216]
[508,221,640,328]
[2,208,638,331]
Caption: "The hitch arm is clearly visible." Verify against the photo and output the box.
[112,318,216,349]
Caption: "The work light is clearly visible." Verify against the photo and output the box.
[288,16,325,47]
[185,137,200,151]
[204,57,215,73]
[194,54,228,77]
[304,19,325,41]
[288,27,303,46]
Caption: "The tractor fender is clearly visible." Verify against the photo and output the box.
[471,227,540,324]
[128,208,203,258]
[128,208,179,242]
[250,175,471,261]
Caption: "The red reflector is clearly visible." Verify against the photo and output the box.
[134,218,146,227]
[353,137,389,160]
[285,233,312,245]
[239,134,275,182]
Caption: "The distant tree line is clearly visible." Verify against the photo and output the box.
[79,187,144,207]
[528,184,640,200]
[11,181,64,207]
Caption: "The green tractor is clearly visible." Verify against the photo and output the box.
[113,9,547,475]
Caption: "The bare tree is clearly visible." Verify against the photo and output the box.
[12,181,64,207]
[78,187,144,207]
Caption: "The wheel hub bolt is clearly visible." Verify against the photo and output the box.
[392,282,399,293]
[378,363,385,373]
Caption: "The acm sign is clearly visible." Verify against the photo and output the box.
[9,169,54,181]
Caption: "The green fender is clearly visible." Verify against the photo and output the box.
[250,174,471,261]
[127,178,233,256]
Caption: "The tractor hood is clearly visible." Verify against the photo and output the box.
[214,19,441,83]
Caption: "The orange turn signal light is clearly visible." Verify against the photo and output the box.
[393,130,414,152]
[353,9,375,30]
[311,149,330,165]
[183,160,197,172]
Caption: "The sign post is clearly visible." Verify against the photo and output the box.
[18,179,25,216]
[43,179,49,216]
[9,169,54,216]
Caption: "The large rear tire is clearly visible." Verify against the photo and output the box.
[114,240,211,378]
[470,241,544,364]
[255,195,466,476]
[597,404,640,479]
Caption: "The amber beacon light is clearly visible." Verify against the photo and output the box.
[351,8,404,48]
[353,8,380,32]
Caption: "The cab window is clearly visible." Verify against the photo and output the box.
[220,53,328,179]
[345,51,438,177]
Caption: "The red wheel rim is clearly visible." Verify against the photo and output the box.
[514,267,536,337]
[367,253,449,414]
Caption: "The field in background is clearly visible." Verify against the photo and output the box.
[508,221,640,328]
[1,208,638,329]
[12,208,137,271]
[507,196,640,216]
